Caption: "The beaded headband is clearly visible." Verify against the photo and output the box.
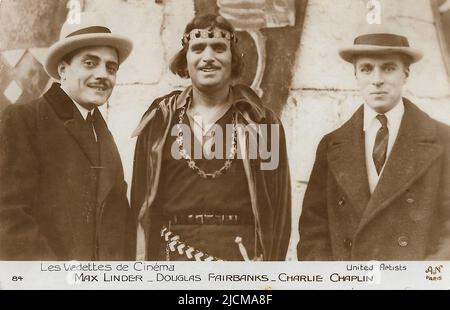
[182,28,236,46]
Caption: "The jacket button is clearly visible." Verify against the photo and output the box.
[344,238,352,249]
[406,197,415,204]
[398,236,409,247]
[405,191,414,203]
[338,197,346,207]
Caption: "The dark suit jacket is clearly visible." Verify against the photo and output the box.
[298,98,450,260]
[0,83,135,260]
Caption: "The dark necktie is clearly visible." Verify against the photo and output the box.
[86,109,98,143]
[372,114,389,175]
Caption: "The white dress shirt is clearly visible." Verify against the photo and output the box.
[364,99,405,193]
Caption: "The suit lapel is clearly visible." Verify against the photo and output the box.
[357,99,443,231]
[64,112,100,166]
[45,83,99,165]
[328,106,371,218]
[93,109,119,206]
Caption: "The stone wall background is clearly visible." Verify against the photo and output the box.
[1,0,449,260]
[0,0,67,113]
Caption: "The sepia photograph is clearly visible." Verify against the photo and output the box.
[0,0,449,291]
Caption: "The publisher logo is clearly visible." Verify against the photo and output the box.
[425,265,443,281]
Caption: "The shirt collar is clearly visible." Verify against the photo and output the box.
[363,98,405,131]
[59,86,94,120]
[72,100,94,120]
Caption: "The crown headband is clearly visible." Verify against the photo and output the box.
[182,28,236,46]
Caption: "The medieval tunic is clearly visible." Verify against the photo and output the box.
[153,105,255,260]
[131,84,291,261]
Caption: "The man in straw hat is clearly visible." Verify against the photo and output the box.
[0,13,135,260]
[298,25,450,260]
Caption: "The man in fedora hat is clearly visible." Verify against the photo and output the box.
[0,13,136,260]
[298,26,450,260]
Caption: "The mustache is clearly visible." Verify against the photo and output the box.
[198,64,221,70]
[87,81,111,89]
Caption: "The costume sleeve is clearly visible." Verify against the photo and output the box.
[130,121,150,260]
[274,120,292,260]
[263,114,291,261]
[0,105,57,260]
[130,100,167,260]
[297,137,333,260]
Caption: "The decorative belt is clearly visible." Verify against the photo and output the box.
[161,226,263,261]
[168,213,254,225]
[161,226,224,261]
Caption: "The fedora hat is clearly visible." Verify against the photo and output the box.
[339,24,423,64]
[45,12,133,80]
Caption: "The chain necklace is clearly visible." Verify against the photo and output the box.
[176,105,237,179]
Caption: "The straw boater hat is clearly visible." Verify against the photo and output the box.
[45,12,133,80]
[339,24,423,64]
